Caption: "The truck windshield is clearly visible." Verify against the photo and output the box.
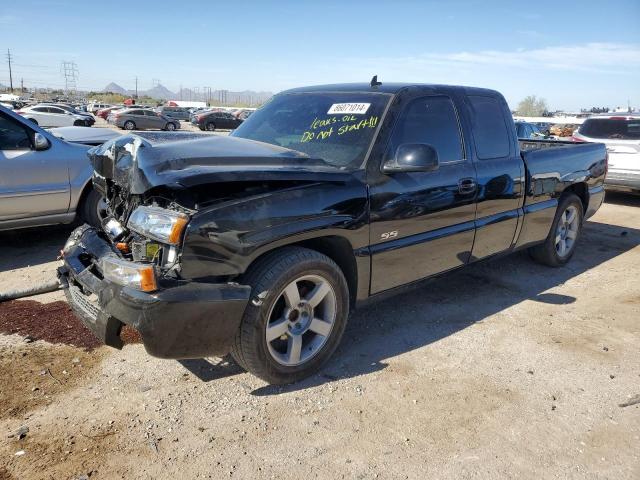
[579,118,640,140]
[232,92,391,168]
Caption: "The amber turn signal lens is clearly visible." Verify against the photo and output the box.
[168,216,189,244]
[139,266,157,292]
[116,242,129,253]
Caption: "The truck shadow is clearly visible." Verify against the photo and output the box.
[247,219,638,395]
[603,191,640,207]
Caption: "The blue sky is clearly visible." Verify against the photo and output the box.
[1,0,639,110]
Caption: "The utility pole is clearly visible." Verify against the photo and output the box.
[20,78,24,94]
[135,76,138,98]
[6,49,14,92]
[61,61,78,98]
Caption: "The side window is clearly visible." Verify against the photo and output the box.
[0,113,33,150]
[33,107,48,113]
[50,107,64,114]
[468,95,511,159]
[386,96,464,163]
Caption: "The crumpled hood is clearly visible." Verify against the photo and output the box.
[88,134,350,194]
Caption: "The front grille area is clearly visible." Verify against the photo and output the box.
[69,283,101,321]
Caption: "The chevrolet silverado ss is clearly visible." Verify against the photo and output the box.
[59,82,607,384]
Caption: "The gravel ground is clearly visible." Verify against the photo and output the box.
[0,193,639,480]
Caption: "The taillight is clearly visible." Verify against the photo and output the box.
[196,114,204,121]
[570,135,585,143]
[15,111,24,114]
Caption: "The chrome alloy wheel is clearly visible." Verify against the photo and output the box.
[265,274,337,366]
[555,205,579,258]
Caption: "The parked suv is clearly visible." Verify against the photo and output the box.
[573,115,640,193]
[108,108,180,131]
[0,105,107,231]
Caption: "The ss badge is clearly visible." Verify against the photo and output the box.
[380,230,398,240]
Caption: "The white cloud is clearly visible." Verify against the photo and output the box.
[347,42,640,76]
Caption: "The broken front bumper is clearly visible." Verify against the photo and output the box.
[58,225,251,359]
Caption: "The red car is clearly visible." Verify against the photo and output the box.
[96,106,123,120]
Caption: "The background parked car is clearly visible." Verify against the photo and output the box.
[88,102,111,114]
[572,114,640,193]
[39,103,95,126]
[192,110,244,131]
[515,121,544,139]
[108,108,180,131]
[96,105,125,120]
[156,106,191,121]
[15,105,91,127]
[0,105,107,230]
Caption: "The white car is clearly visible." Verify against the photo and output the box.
[88,102,111,114]
[15,105,89,127]
[573,115,640,193]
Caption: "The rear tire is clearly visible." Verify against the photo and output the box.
[73,120,84,126]
[529,193,584,267]
[205,122,216,131]
[80,189,107,229]
[28,118,38,125]
[165,122,176,131]
[231,247,349,384]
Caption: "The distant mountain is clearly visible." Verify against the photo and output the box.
[101,81,272,105]
[144,84,175,100]
[102,82,128,95]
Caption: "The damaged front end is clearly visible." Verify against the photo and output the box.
[57,135,259,358]
[59,133,354,358]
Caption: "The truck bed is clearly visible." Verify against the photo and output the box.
[519,139,607,216]
[518,138,578,151]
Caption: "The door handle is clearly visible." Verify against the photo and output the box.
[458,178,477,194]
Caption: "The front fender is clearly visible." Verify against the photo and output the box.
[180,179,369,280]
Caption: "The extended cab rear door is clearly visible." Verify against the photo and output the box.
[368,91,478,294]
[462,94,525,259]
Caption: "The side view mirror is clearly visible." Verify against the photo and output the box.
[34,133,50,151]
[382,143,440,173]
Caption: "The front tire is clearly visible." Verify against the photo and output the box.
[80,189,107,229]
[205,122,216,131]
[231,247,349,384]
[123,120,136,130]
[529,193,584,267]
[165,122,176,131]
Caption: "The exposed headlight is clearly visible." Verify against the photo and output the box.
[127,206,189,245]
[101,256,157,292]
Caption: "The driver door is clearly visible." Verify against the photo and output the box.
[0,111,70,221]
[368,94,478,293]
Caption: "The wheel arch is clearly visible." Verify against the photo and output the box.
[243,236,359,308]
[562,182,588,215]
[75,179,95,218]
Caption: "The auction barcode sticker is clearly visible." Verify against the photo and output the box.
[327,103,370,115]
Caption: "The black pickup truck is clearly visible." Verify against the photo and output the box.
[59,82,607,384]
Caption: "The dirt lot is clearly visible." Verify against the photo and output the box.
[1,193,639,480]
